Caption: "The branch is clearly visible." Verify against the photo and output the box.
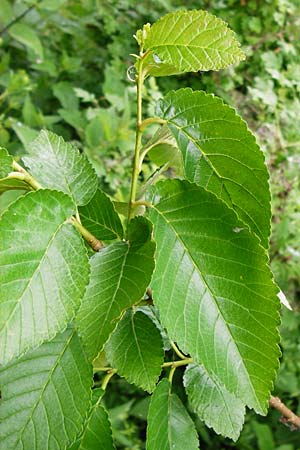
[0,4,36,36]
[269,396,300,431]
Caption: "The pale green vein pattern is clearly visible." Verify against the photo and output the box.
[23,130,98,206]
[69,389,115,450]
[0,189,90,364]
[106,310,164,393]
[143,9,245,76]
[76,217,155,361]
[0,327,93,450]
[78,189,123,241]
[148,179,280,413]
[184,363,245,441]
[146,378,199,450]
[157,88,271,247]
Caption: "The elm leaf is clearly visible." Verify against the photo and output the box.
[0,189,90,363]
[106,310,164,393]
[148,179,280,413]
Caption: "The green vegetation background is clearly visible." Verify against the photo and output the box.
[0,1,299,448]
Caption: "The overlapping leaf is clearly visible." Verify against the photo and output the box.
[157,88,271,247]
[23,130,98,206]
[69,389,115,450]
[0,189,90,363]
[78,189,123,240]
[143,10,245,76]
[0,327,93,450]
[184,363,245,441]
[76,217,155,361]
[0,148,13,178]
[0,148,30,194]
[106,310,164,392]
[146,378,199,450]
[148,179,280,413]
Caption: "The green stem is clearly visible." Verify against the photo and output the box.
[139,117,166,132]
[162,358,193,368]
[10,161,43,190]
[127,57,145,225]
[101,369,116,390]
[170,341,187,360]
[168,366,176,383]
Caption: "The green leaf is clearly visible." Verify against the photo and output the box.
[0,327,93,450]
[9,23,43,59]
[53,81,79,110]
[146,378,199,450]
[0,148,13,178]
[76,216,155,361]
[106,310,164,392]
[68,389,115,450]
[143,125,182,173]
[0,177,31,195]
[78,189,123,241]
[0,189,90,364]
[11,121,39,152]
[23,130,98,206]
[143,10,245,76]
[157,88,271,247]
[184,363,245,441]
[148,179,280,413]
[0,0,14,26]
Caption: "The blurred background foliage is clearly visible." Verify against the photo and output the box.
[0,0,300,448]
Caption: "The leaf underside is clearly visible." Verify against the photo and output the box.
[23,130,98,206]
[144,9,245,76]
[157,88,271,247]
[184,363,245,441]
[76,216,155,361]
[0,327,93,450]
[146,378,199,450]
[0,189,90,364]
[106,310,164,393]
[148,179,280,413]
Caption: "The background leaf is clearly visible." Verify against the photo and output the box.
[9,23,44,59]
[78,189,123,241]
[76,216,155,361]
[146,378,199,450]
[157,88,271,247]
[143,10,245,76]
[148,179,280,413]
[0,148,13,178]
[106,310,164,393]
[0,189,90,363]
[184,363,245,441]
[0,327,92,450]
[23,130,98,206]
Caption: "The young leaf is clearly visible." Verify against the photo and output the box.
[148,179,280,414]
[157,88,271,247]
[78,189,123,240]
[23,130,98,206]
[146,378,199,450]
[142,125,182,173]
[68,389,115,450]
[0,327,93,450]
[143,10,245,76]
[0,177,30,195]
[76,216,155,361]
[0,148,29,194]
[184,363,245,441]
[106,310,164,393]
[0,189,90,364]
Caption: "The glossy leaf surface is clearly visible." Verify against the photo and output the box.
[0,328,92,450]
[157,88,271,247]
[148,179,280,413]
[0,190,90,363]
[76,217,155,361]
[78,189,123,240]
[106,310,164,392]
[146,378,199,450]
[23,130,98,206]
[143,10,245,76]
[184,363,245,441]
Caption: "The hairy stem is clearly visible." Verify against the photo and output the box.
[269,396,300,431]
